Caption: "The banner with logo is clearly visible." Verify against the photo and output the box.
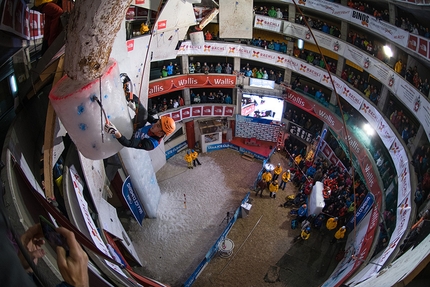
[294,0,352,18]
[148,75,236,97]
[322,207,379,287]
[1,0,30,40]
[418,37,428,58]
[289,122,314,143]
[352,202,411,284]
[364,56,397,89]
[376,118,396,148]
[29,10,43,39]
[122,176,146,226]
[345,193,374,231]
[359,101,382,128]
[160,104,235,122]
[253,14,282,33]
[348,11,408,46]
[408,34,418,52]
[179,40,428,142]
[389,138,409,180]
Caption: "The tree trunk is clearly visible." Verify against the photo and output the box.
[64,0,133,81]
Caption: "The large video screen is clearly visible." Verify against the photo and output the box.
[241,94,284,122]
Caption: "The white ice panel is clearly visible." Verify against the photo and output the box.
[49,60,133,160]
[219,0,253,39]
[119,147,161,218]
[308,181,325,216]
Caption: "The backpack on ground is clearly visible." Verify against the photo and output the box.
[291,219,298,229]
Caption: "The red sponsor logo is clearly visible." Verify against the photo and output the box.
[127,40,134,52]
[157,20,167,30]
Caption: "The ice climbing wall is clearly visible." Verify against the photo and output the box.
[49,60,133,160]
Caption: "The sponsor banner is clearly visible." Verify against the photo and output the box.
[24,8,29,38]
[202,106,212,116]
[359,101,381,128]
[178,41,429,145]
[213,105,224,116]
[355,203,411,283]
[148,75,236,97]
[346,193,374,231]
[289,122,314,143]
[181,107,191,119]
[335,80,364,110]
[170,110,181,122]
[283,22,310,40]
[376,118,396,148]
[348,10,408,46]
[29,10,43,39]
[249,78,275,89]
[191,106,202,117]
[300,62,324,83]
[1,0,30,39]
[322,142,332,157]
[397,160,411,204]
[322,207,379,287]
[122,176,145,226]
[284,89,315,113]
[361,157,382,203]
[224,106,234,117]
[408,34,418,52]
[312,104,345,136]
[166,141,187,160]
[126,39,134,52]
[417,97,430,140]
[418,37,428,58]
[313,30,345,54]
[389,138,408,172]
[343,44,366,67]
[295,0,351,18]
[395,78,430,139]
[364,57,395,88]
[69,165,127,276]
[207,142,231,152]
[314,129,327,157]
[14,0,24,35]
[254,14,282,33]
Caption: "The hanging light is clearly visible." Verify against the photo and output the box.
[297,39,304,50]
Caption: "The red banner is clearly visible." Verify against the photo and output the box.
[408,35,418,52]
[148,75,237,98]
[418,38,428,57]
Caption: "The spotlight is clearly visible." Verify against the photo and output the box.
[363,123,374,136]
[383,45,393,58]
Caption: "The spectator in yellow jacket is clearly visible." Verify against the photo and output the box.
[280,170,291,190]
[331,226,346,244]
[191,149,202,167]
[262,170,272,188]
[273,163,282,180]
[326,217,338,231]
[269,180,279,198]
[184,150,193,169]
[394,59,402,74]
[301,226,311,240]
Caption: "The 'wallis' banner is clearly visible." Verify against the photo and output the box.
[148,74,237,97]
